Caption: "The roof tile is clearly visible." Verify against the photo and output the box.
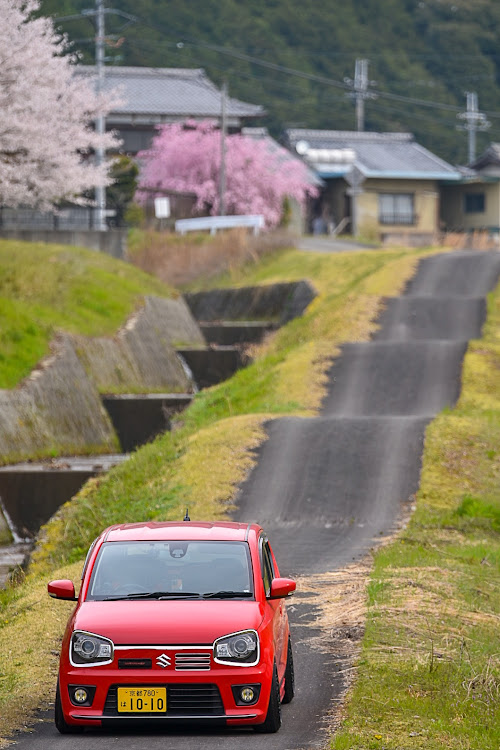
[75,66,264,119]
[285,129,460,179]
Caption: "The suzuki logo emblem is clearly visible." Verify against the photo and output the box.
[156,653,171,668]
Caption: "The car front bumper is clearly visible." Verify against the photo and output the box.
[60,661,272,727]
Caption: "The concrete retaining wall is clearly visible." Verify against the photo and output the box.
[184,280,317,325]
[0,336,117,463]
[0,282,314,464]
[76,297,202,393]
[0,296,202,464]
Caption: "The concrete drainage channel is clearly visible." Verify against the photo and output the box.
[101,393,194,453]
[0,281,316,586]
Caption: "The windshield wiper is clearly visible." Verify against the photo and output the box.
[99,591,201,601]
[202,591,253,599]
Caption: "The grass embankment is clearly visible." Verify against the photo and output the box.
[0,240,174,389]
[332,282,500,749]
[0,245,424,742]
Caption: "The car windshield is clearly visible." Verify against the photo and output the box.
[87,540,254,600]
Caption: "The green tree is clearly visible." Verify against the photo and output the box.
[107,155,139,226]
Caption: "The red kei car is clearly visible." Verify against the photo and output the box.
[48,521,296,734]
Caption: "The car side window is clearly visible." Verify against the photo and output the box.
[261,539,275,597]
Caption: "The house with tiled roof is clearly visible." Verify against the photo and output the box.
[242,128,323,232]
[75,66,265,155]
[440,143,500,234]
[284,129,462,243]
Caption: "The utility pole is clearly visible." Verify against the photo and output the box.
[94,0,107,231]
[219,81,227,216]
[345,59,377,132]
[457,92,490,164]
[55,5,136,230]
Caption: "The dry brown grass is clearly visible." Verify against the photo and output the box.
[365,576,500,669]
[293,561,372,746]
[127,228,296,287]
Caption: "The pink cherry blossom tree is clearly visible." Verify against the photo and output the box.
[137,121,317,228]
[0,0,119,208]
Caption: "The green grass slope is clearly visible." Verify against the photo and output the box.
[0,240,175,389]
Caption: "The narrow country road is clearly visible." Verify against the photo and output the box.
[11,250,500,750]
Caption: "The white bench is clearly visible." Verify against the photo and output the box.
[175,215,265,236]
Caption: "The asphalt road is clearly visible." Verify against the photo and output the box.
[11,250,500,750]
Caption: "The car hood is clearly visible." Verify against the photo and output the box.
[73,600,264,644]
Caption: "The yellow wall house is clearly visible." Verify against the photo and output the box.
[441,143,500,235]
[284,130,462,245]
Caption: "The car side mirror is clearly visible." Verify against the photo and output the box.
[48,579,77,601]
[269,577,296,599]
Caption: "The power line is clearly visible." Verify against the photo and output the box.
[122,36,500,139]
[53,13,500,131]
[55,12,500,119]
[127,33,500,122]
[131,23,470,115]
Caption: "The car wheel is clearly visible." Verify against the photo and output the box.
[281,636,295,704]
[54,682,83,734]
[254,663,282,733]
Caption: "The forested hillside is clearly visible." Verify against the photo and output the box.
[41,0,500,164]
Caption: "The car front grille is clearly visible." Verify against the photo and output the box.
[175,653,211,671]
[103,684,224,716]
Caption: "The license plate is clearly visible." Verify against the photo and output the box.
[117,687,167,713]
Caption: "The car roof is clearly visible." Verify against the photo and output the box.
[102,521,261,543]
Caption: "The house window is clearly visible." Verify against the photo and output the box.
[464,193,485,213]
[379,193,415,225]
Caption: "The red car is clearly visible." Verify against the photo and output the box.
[48,520,296,733]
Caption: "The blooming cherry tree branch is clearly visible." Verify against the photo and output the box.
[0,0,120,208]
[137,121,317,229]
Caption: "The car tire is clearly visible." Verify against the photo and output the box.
[54,683,83,734]
[254,663,282,733]
[281,636,295,704]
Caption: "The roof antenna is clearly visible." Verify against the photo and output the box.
[183,508,191,522]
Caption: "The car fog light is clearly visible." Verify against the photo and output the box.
[73,688,88,704]
[68,684,96,707]
[231,683,260,706]
[240,687,255,703]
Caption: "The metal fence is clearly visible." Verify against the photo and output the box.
[0,207,96,231]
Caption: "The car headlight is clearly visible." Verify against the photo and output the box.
[213,630,259,666]
[70,630,114,667]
